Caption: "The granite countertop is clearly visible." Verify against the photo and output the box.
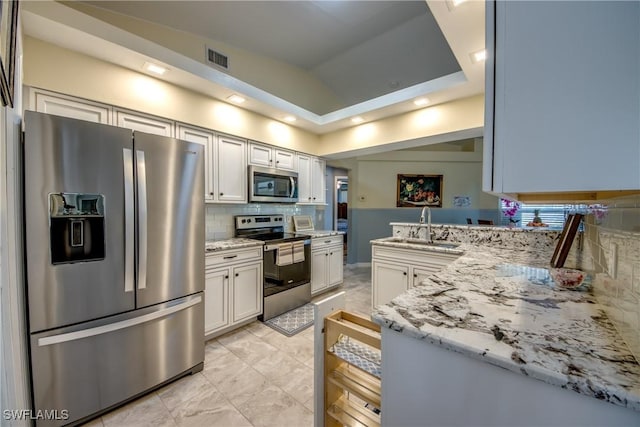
[371,242,640,412]
[205,238,264,253]
[295,230,345,238]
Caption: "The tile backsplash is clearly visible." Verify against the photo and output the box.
[205,204,320,240]
[584,195,640,363]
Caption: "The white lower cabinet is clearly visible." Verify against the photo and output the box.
[311,235,343,295]
[205,247,263,338]
[371,245,459,308]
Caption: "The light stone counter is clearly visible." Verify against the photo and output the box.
[205,238,264,253]
[372,224,640,413]
[295,230,345,238]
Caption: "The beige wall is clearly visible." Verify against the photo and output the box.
[348,147,498,210]
[22,36,321,153]
[318,95,484,157]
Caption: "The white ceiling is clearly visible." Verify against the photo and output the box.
[21,0,485,134]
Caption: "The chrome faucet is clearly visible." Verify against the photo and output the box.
[419,206,433,243]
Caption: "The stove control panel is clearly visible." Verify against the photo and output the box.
[235,214,285,230]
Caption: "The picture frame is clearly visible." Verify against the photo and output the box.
[396,174,443,207]
[0,0,19,107]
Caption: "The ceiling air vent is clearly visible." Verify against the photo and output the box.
[206,48,229,70]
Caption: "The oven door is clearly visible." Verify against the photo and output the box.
[249,166,298,203]
[263,241,310,297]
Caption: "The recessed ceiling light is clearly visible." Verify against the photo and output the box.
[227,94,246,104]
[143,62,168,75]
[283,115,297,123]
[351,116,364,124]
[470,49,487,63]
[414,98,430,107]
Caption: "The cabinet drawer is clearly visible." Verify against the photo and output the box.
[312,235,343,249]
[372,245,458,266]
[206,247,262,268]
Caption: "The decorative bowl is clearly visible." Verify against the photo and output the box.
[550,268,585,289]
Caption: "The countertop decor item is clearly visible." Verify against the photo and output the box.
[550,213,583,268]
[550,267,586,289]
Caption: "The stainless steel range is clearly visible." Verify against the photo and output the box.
[235,214,311,320]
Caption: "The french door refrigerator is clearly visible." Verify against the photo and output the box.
[23,111,205,426]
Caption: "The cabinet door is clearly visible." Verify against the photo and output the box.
[411,267,434,289]
[311,157,326,204]
[372,261,409,308]
[487,1,640,193]
[311,249,328,294]
[217,134,247,203]
[204,268,230,335]
[115,110,174,137]
[297,154,312,204]
[248,142,273,168]
[231,262,262,323]
[33,91,112,124]
[327,246,343,287]
[274,149,296,171]
[178,125,214,202]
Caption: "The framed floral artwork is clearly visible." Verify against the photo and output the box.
[396,174,443,207]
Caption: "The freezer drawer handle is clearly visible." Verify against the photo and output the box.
[37,295,202,347]
[136,150,148,290]
[123,148,135,293]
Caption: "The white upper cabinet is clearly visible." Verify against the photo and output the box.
[297,154,326,205]
[29,88,112,124]
[177,124,215,202]
[217,134,248,203]
[484,1,640,197]
[115,109,174,137]
[248,141,296,171]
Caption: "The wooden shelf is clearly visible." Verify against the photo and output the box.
[324,310,381,427]
[326,395,380,427]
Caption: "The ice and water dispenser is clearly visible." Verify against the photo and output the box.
[49,193,106,264]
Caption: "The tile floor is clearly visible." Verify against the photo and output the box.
[82,265,372,427]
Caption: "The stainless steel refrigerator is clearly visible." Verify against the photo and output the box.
[23,111,205,426]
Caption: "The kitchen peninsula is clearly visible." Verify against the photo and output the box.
[371,224,640,426]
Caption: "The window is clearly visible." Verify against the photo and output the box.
[499,200,593,229]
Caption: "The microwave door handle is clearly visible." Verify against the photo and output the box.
[123,148,135,293]
[290,176,295,198]
[136,150,148,290]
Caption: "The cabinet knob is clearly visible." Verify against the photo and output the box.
[235,273,239,277]
[276,160,280,164]
[413,274,417,278]
[308,197,312,201]
[403,272,407,276]
[220,192,224,196]
[325,253,328,257]
[224,275,229,279]
[209,192,214,196]
[313,197,316,200]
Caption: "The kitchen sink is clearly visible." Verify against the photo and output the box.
[387,237,460,249]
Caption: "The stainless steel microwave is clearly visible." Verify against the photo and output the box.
[249,165,298,203]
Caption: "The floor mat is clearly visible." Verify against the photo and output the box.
[263,303,314,337]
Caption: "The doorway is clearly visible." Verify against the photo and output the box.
[334,176,348,260]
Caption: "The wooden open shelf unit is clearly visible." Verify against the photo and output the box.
[324,310,382,427]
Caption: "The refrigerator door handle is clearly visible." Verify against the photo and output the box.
[136,150,148,290]
[37,295,202,347]
[123,148,135,293]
